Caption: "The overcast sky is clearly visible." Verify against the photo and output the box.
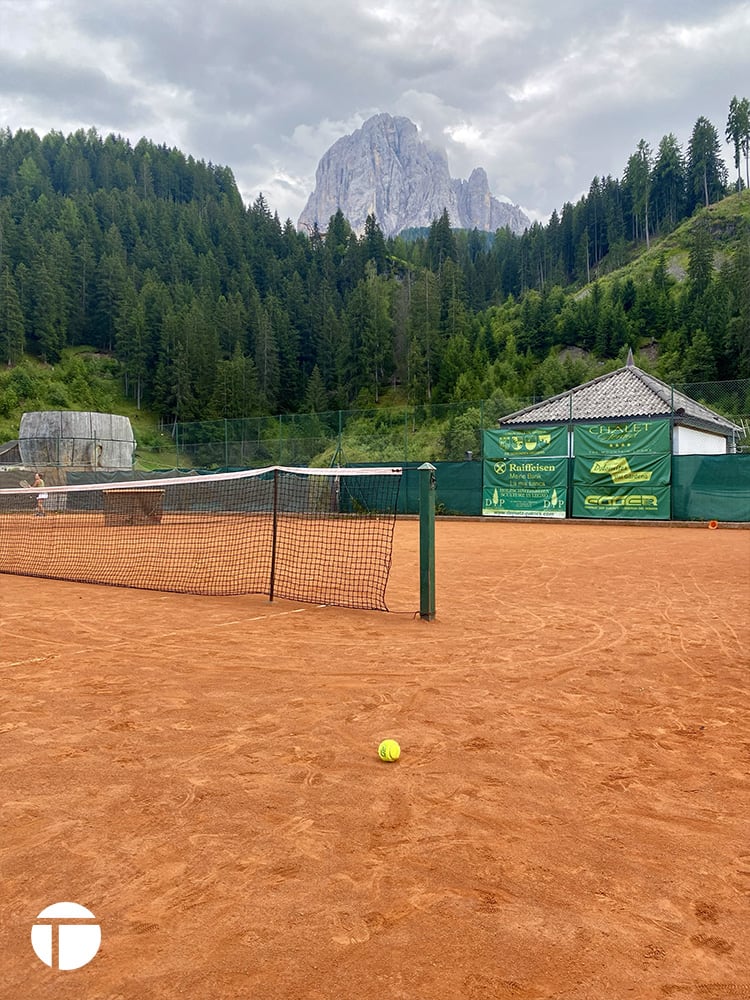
[1,0,748,225]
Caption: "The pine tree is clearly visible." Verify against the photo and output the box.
[686,219,714,300]
[93,226,128,351]
[726,96,750,192]
[253,300,280,411]
[683,329,717,381]
[31,258,66,362]
[114,284,149,408]
[0,267,25,364]
[723,238,750,377]
[303,365,328,413]
[651,134,686,231]
[687,117,728,212]
[427,209,458,271]
[406,268,440,400]
[623,140,652,246]
[209,346,260,418]
[362,214,387,273]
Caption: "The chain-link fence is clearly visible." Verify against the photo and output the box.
[154,397,525,470]
[151,379,749,469]
[3,380,746,475]
[673,380,750,449]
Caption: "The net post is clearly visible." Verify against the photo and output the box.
[418,462,436,620]
[269,467,279,602]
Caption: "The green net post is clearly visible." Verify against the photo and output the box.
[269,467,279,602]
[419,462,436,620]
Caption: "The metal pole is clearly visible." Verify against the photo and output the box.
[669,385,675,522]
[419,462,436,620]
[269,468,279,602]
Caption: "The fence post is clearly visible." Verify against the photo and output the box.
[419,462,436,620]
[567,390,574,518]
[670,385,675,521]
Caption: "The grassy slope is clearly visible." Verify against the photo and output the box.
[0,348,180,470]
[601,191,750,288]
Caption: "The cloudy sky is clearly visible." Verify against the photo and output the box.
[1,0,748,225]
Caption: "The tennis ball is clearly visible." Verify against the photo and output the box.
[378,739,400,762]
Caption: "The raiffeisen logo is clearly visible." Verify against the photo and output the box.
[31,902,101,970]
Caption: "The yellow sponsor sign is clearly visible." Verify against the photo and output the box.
[589,457,653,484]
[584,494,658,508]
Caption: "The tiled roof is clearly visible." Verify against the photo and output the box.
[499,365,742,436]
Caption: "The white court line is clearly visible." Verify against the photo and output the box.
[215,605,328,626]
[1,604,331,665]
[0,655,57,669]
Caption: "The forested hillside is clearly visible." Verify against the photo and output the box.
[0,106,748,438]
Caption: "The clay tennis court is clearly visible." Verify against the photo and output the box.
[2,518,749,998]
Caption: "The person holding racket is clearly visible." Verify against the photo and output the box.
[32,473,47,516]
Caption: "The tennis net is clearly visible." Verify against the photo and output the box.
[0,466,403,610]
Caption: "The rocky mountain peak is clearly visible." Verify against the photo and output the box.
[297,113,529,238]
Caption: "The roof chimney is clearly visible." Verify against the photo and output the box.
[626,347,635,367]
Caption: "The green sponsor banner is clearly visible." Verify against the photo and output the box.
[574,452,671,487]
[485,457,568,490]
[574,420,671,457]
[572,485,671,519]
[483,486,567,518]
[483,425,568,459]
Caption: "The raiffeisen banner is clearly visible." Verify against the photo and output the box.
[483,485,567,517]
[482,427,568,518]
[484,425,568,459]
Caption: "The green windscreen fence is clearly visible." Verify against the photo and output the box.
[354,462,482,516]
[672,454,750,521]
[65,455,749,521]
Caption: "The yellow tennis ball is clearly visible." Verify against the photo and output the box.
[378,739,400,762]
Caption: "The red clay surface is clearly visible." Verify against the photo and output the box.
[1,519,749,999]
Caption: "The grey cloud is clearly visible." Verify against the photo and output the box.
[0,0,745,225]
[0,55,146,127]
